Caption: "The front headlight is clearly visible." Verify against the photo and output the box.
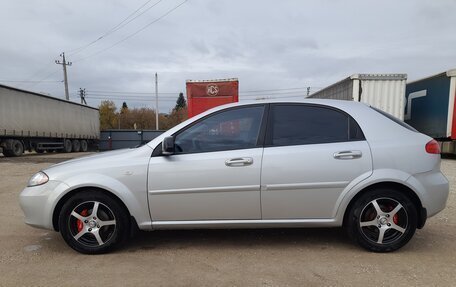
[28,171,49,187]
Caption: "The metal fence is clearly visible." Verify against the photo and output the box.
[99,130,165,150]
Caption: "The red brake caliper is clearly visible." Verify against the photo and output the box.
[388,204,399,225]
[77,209,89,232]
[393,214,399,225]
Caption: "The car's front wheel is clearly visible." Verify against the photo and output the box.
[346,188,417,252]
[58,191,130,254]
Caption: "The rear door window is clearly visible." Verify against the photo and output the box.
[266,104,364,146]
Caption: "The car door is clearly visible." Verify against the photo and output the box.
[261,103,372,219]
[148,105,266,221]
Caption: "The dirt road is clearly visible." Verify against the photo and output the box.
[1,152,455,286]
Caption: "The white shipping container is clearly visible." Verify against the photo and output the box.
[309,74,407,120]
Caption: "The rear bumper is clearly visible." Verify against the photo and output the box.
[407,170,449,219]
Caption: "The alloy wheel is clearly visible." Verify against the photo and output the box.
[359,197,408,245]
[68,201,117,247]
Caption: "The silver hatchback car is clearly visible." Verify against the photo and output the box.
[20,100,449,254]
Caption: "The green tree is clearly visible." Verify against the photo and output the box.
[174,92,186,111]
[99,100,118,130]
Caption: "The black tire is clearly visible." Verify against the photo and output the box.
[63,139,72,153]
[35,148,45,154]
[2,149,12,157]
[80,140,88,152]
[58,191,130,254]
[10,140,24,157]
[72,140,81,152]
[345,189,417,252]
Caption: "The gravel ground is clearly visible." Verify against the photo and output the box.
[0,152,455,286]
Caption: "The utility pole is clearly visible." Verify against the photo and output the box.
[55,52,72,100]
[155,73,159,130]
[79,88,87,105]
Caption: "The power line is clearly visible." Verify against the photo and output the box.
[84,93,181,98]
[83,95,312,102]
[20,64,56,84]
[84,92,316,99]
[68,0,163,56]
[84,95,179,102]
[86,90,179,95]
[72,0,188,63]
[83,93,316,101]
[241,95,309,100]
[241,86,323,94]
[26,70,61,88]
[240,88,322,97]
[0,80,62,83]
[85,86,321,96]
[240,91,311,97]
[85,93,179,99]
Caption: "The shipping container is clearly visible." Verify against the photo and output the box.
[0,84,99,156]
[308,74,407,120]
[186,78,239,118]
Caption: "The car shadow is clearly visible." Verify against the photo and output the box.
[124,228,355,252]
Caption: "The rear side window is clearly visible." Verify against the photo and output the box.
[267,104,365,146]
[370,107,417,132]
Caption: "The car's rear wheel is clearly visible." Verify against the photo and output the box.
[58,191,130,254]
[346,189,417,252]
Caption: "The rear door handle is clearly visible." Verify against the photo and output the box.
[225,157,254,167]
[333,150,362,160]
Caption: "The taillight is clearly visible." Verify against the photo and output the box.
[425,139,440,154]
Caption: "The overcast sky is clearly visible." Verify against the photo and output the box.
[0,0,455,112]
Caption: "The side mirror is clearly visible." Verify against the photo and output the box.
[162,136,175,155]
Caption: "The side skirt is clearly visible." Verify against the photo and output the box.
[144,219,341,230]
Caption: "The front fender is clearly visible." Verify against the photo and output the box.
[54,173,152,230]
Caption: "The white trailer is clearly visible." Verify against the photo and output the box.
[0,84,99,156]
[308,74,407,120]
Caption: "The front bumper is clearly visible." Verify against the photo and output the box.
[19,180,69,230]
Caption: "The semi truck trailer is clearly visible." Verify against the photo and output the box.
[0,84,99,157]
[308,74,407,120]
[404,69,456,153]
[186,78,239,118]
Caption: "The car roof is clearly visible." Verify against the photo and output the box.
[203,98,367,113]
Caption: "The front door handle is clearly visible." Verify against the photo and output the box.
[225,157,254,167]
[333,150,362,160]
